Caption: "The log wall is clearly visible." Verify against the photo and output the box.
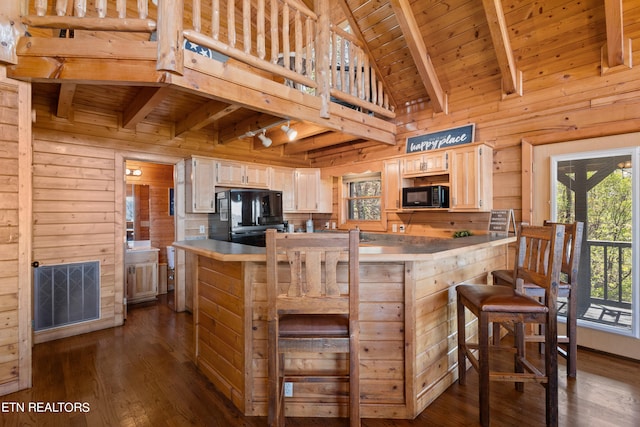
[25,91,310,343]
[312,50,640,228]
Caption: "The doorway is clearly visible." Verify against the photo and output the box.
[533,134,640,360]
[124,160,176,312]
[551,151,634,334]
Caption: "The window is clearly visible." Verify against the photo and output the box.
[344,173,381,221]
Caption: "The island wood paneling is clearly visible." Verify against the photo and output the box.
[247,260,407,418]
[195,256,246,411]
[190,241,508,419]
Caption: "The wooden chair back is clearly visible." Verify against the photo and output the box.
[266,228,360,427]
[542,221,584,287]
[266,229,359,318]
[514,224,565,299]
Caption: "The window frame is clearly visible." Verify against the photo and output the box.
[338,172,386,232]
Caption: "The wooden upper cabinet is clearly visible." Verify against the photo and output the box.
[403,151,449,177]
[449,144,493,212]
[186,156,216,213]
[294,168,331,213]
[270,167,296,212]
[383,159,403,211]
[216,161,270,188]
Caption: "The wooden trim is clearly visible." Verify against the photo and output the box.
[115,152,125,323]
[404,261,416,416]
[524,119,640,146]
[17,75,33,390]
[21,15,156,32]
[521,139,533,225]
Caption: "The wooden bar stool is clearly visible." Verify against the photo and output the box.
[457,224,565,427]
[266,229,360,427]
[492,221,583,377]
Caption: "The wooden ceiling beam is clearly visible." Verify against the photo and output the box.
[176,51,396,145]
[337,0,397,109]
[175,101,240,136]
[56,82,76,119]
[389,0,447,114]
[603,0,629,68]
[122,86,171,129]
[482,0,522,96]
[283,131,360,155]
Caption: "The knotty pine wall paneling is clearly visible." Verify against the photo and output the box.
[313,57,640,229]
[25,94,310,342]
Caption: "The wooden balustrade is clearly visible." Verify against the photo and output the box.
[19,0,395,118]
[22,0,156,32]
[329,25,392,117]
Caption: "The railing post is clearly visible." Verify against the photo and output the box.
[157,0,184,74]
[314,0,330,119]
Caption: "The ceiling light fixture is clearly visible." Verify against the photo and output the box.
[257,130,272,147]
[126,168,143,176]
[281,122,298,141]
[240,118,296,145]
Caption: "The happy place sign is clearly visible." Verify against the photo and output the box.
[405,124,475,154]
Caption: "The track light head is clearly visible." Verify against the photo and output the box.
[281,123,298,141]
[258,130,272,147]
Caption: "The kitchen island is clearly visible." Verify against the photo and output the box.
[172,233,515,419]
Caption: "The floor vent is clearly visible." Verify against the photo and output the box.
[34,261,100,331]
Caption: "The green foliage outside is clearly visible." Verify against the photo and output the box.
[556,164,632,304]
[348,179,381,221]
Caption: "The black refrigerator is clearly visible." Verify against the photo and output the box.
[208,189,285,246]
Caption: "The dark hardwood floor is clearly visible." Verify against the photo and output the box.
[2,294,639,426]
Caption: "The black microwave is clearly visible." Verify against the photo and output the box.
[402,185,449,208]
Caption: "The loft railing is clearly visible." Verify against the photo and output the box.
[18,0,396,119]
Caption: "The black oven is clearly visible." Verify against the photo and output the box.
[402,185,449,208]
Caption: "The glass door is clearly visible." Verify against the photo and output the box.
[551,149,637,340]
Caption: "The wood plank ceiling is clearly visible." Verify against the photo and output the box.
[20,0,639,157]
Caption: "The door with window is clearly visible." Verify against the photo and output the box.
[534,139,639,359]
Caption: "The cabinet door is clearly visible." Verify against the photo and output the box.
[403,151,449,177]
[271,167,296,212]
[383,159,402,211]
[186,157,216,213]
[294,169,320,211]
[294,169,332,213]
[126,262,158,303]
[450,145,492,211]
[244,164,270,188]
[216,161,245,186]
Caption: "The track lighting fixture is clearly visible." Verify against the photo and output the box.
[281,122,298,141]
[258,130,272,147]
